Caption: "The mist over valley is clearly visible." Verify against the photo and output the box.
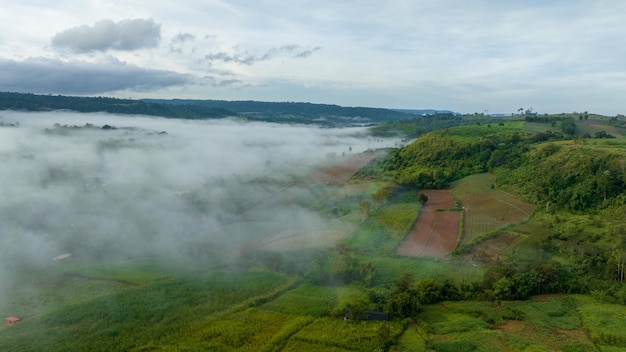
[0,111,397,290]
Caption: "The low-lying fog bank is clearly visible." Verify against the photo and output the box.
[0,110,399,292]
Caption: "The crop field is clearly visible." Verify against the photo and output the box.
[396,190,460,258]
[414,296,598,351]
[260,283,335,317]
[0,268,294,352]
[291,317,404,351]
[345,202,420,255]
[450,173,535,245]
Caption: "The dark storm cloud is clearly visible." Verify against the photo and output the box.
[204,45,321,65]
[51,18,161,53]
[0,58,192,94]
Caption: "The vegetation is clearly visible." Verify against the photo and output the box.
[141,98,415,126]
[2,109,626,350]
[0,92,236,119]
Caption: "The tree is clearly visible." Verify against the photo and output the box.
[359,200,371,220]
[611,249,625,282]
[417,193,428,205]
[387,273,421,318]
[416,279,442,304]
[372,186,393,209]
[344,298,368,320]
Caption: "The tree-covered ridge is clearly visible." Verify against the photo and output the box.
[0,92,236,119]
[356,125,530,189]
[496,144,626,211]
[142,98,414,126]
[357,121,626,212]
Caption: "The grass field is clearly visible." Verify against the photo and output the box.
[430,121,525,142]
[415,296,597,351]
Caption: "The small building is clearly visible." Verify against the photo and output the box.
[6,316,20,325]
[366,311,389,321]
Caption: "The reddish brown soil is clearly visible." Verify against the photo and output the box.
[396,190,460,258]
[302,152,381,185]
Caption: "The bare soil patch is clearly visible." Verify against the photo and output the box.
[396,190,460,258]
[462,233,519,264]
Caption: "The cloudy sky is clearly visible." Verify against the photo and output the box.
[1,0,626,115]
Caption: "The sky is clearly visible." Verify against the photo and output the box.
[1,0,626,115]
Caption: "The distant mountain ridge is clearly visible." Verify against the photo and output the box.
[142,98,414,126]
[0,92,235,120]
[0,92,423,127]
[392,109,459,116]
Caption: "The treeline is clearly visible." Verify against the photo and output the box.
[0,92,236,119]
[495,144,626,211]
[143,98,413,126]
[368,113,509,139]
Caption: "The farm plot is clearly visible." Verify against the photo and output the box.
[396,190,460,258]
[451,173,535,245]
[302,151,385,185]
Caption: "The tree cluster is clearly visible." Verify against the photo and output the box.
[496,145,626,211]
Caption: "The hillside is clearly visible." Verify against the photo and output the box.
[2,110,626,351]
[142,98,414,126]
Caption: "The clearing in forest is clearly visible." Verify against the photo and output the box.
[396,190,460,258]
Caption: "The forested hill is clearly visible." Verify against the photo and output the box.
[0,92,236,119]
[142,98,413,126]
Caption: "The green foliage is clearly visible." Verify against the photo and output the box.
[144,97,413,126]
[496,145,626,211]
[0,92,235,119]
[578,300,626,348]
[386,273,422,318]
[369,113,477,138]
[429,340,478,352]
[360,128,530,189]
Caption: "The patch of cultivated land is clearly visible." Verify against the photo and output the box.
[451,173,535,245]
[302,151,385,185]
[396,190,460,258]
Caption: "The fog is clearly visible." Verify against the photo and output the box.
[0,110,396,294]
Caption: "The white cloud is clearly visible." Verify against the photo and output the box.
[1,1,626,114]
[0,57,192,94]
[51,18,161,53]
